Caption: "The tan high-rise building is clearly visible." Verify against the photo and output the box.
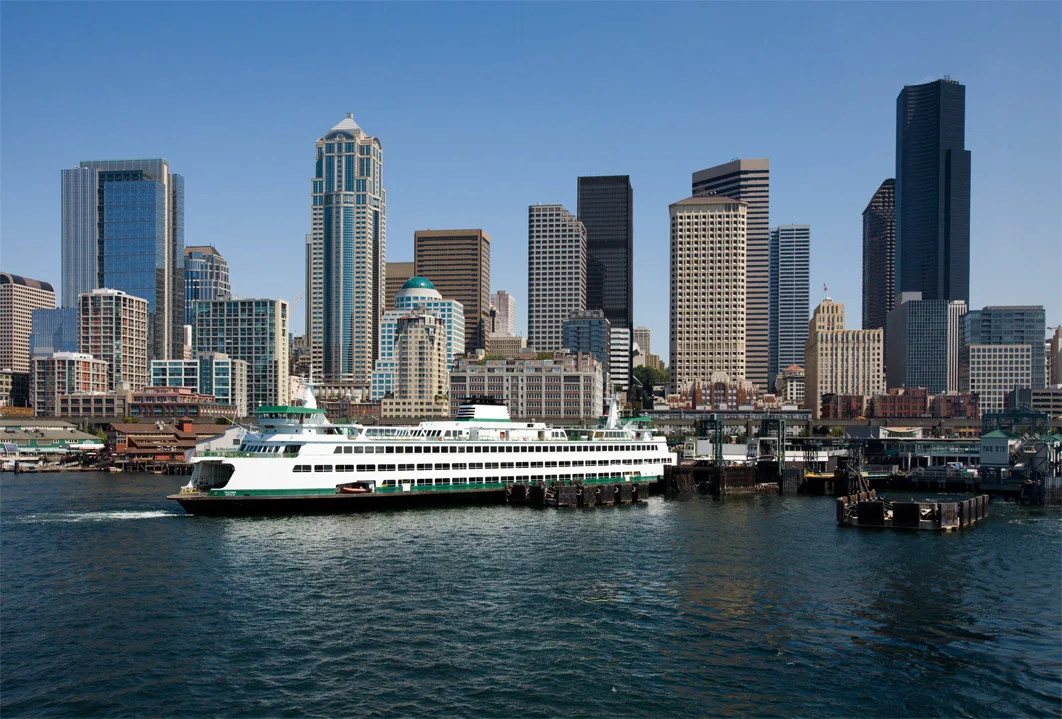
[804,298,884,419]
[385,261,414,311]
[381,309,449,419]
[491,290,516,337]
[0,273,57,374]
[692,159,770,389]
[633,327,651,357]
[669,196,747,395]
[486,334,527,359]
[78,289,149,392]
[414,229,490,353]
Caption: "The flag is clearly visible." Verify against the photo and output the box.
[823,283,828,293]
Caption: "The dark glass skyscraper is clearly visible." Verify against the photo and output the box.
[862,179,895,333]
[895,79,971,304]
[577,175,633,329]
[61,159,185,360]
[964,306,1047,388]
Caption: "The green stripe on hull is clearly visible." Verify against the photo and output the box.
[207,475,664,498]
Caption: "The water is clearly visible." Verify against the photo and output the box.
[2,472,1060,717]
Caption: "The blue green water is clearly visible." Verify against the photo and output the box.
[2,472,1060,717]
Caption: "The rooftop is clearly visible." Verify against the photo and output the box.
[401,276,435,290]
[0,273,54,293]
[670,196,748,207]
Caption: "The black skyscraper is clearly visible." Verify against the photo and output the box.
[577,175,633,328]
[862,178,896,332]
[895,78,971,304]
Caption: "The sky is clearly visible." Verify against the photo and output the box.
[2,1,1060,350]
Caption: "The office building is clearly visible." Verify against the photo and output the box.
[129,386,238,421]
[0,274,56,400]
[669,196,747,394]
[895,79,971,303]
[561,310,611,394]
[78,289,150,392]
[380,310,450,419]
[62,159,185,359]
[885,293,966,394]
[414,229,490,351]
[0,369,11,407]
[191,298,290,409]
[963,306,1046,388]
[308,114,386,385]
[804,299,884,419]
[577,175,633,330]
[692,158,769,388]
[31,308,78,357]
[633,327,651,358]
[491,290,517,337]
[450,351,604,420]
[1050,327,1062,386]
[862,179,896,332]
[964,345,1033,415]
[768,225,810,380]
[385,261,414,311]
[32,352,108,417]
[151,352,249,417]
[609,326,631,392]
[485,335,527,358]
[184,246,231,324]
[1005,387,1062,419]
[371,277,464,401]
[527,205,586,352]
[775,365,805,406]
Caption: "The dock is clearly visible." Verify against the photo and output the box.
[504,480,650,508]
[837,491,989,530]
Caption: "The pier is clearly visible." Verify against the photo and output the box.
[504,480,650,508]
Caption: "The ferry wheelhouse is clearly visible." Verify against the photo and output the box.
[169,395,675,514]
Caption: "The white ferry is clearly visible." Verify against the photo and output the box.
[169,393,675,515]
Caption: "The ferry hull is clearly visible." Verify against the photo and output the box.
[169,488,507,516]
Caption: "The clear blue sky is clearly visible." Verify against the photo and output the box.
[2,2,1060,348]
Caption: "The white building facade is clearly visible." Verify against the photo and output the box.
[527,205,586,352]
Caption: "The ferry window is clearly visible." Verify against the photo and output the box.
[334,447,343,454]
[344,447,353,454]
[356,464,375,472]
[292,465,309,473]
[469,463,483,470]
[417,463,431,470]
[417,478,431,485]
[516,462,529,469]
[398,464,413,472]
[386,446,394,454]
[378,464,396,472]
[435,463,450,471]
[383,480,397,487]
[501,462,514,469]
[452,462,467,470]
[314,465,332,473]
[353,447,363,454]
[531,462,543,469]
[436,478,450,485]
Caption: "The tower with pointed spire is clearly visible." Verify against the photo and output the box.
[308,113,386,386]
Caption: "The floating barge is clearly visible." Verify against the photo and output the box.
[504,480,650,508]
[837,491,989,531]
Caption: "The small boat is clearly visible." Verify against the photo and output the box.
[108,466,124,473]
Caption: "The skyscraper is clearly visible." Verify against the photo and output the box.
[527,205,586,352]
[414,229,490,352]
[692,159,769,389]
[562,310,611,396]
[895,79,971,303]
[577,175,633,330]
[308,114,386,386]
[633,327,651,358]
[384,261,414,311]
[184,246,231,324]
[669,196,747,394]
[862,179,896,332]
[963,306,1047,389]
[62,159,185,360]
[78,288,150,392]
[0,273,56,374]
[805,299,884,419]
[768,225,810,381]
[491,290,516,337]
[191,298,290,409]
[380,309,450,419]
[885,292,966,394]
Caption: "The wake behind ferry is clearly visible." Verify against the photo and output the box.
[169,391,675,515]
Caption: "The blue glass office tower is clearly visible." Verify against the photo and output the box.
[61,159,185,360]
[308,114,386,385]
[895,79,971,304]
[768,225,810,380]
[562,310,612,396]
[30,308,78,356]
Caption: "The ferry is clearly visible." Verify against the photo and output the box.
[168,391,675,515]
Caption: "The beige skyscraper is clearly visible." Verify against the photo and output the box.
[692,159,770,389]
[491,290,516,337]
[414,229,490,352]
[0,272,56,374]
[804,298,884,419]
[384,261,414,311]
[669,196,747,394]
[527,205,586,352]
[633,327,651,357]
[381,309,449,419]
[78,288,149,392]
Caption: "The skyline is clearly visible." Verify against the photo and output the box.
[2,2,1060,351]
